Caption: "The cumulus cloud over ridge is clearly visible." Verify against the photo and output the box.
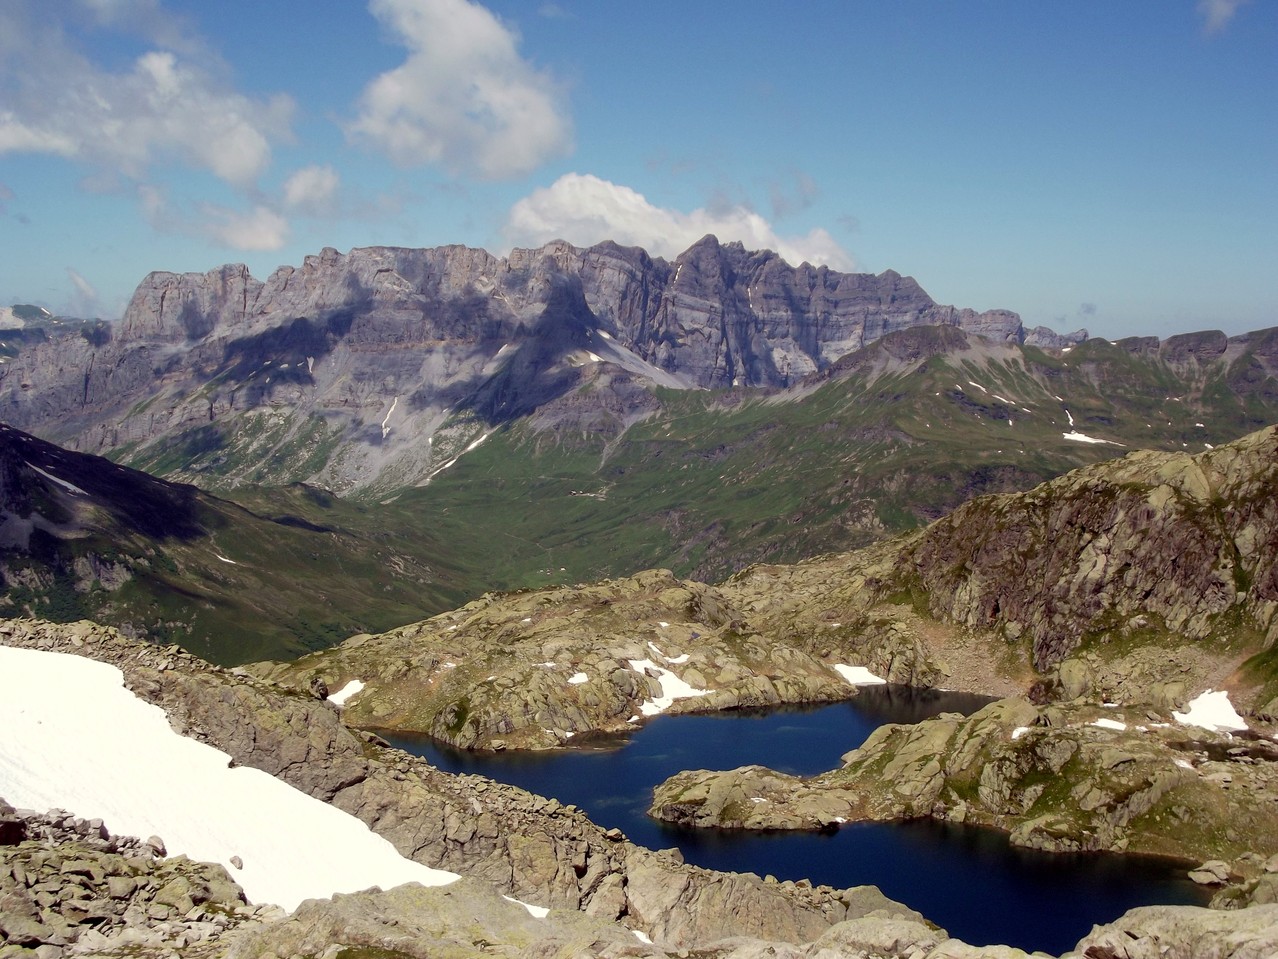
[349,0,572,179]
[505,173,855,270]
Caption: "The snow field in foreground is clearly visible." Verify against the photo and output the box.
[0,646,458,911]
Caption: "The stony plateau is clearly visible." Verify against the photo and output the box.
[249,567,943,750]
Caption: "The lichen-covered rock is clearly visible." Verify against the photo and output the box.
[724,426,1278,713]
[220,878,662,959]
[894,428,1278,673]
[250,568,928,751]
[0,802,266,957]
[651,698,1278,864]
[1066,903,1278,959]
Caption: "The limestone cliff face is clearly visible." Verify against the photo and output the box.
[896,426,1278,670]
[0,236,1037,492]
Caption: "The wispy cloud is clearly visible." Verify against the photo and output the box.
[138,184,290,252]
[768,170,820,219]
[504,173,854,270]
[1197,0,1250,34]
[282,165,341,217]
[64,267,104,317]
[348,0,572,179]
[0,4,293,187]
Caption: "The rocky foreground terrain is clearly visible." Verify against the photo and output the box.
[4,618,1278,958]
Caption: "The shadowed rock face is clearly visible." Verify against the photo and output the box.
[0,422,207,543]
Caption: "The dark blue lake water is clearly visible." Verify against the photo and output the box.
[386,685,1207,954]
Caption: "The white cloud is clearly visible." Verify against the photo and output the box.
[200,204,290,251]
[65,268,101,317]
[1197,0,1249,33]
[0,114,79,156]
[0,3,293,187]
[348,0,572,179]
[138,184,289,252]
[505,173,855,270]
[283,164,341,215]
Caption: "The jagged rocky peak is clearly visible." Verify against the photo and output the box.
[120,262,261,342]
[113,235,1038,381]
[1026,324,1089,350]
[4,234,1092,492]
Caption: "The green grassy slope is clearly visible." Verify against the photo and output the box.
[376,327,1278,591]
[0,427,472,664]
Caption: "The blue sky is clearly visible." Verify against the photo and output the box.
[1,0,1274,339]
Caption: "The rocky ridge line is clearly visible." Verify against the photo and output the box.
[0,798,277,957]
[0,236,1078,494]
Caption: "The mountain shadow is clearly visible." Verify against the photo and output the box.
[464,276,598,424]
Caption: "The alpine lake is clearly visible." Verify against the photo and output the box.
[386,685,1207,954]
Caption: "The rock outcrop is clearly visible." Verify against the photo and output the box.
[894,424,1278,672]
[0,799,277,956]
[724,425,1278,705]
[650,697,1278,863]
[249,567,945,750]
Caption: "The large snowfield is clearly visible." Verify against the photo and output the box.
[0,645,458,910]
